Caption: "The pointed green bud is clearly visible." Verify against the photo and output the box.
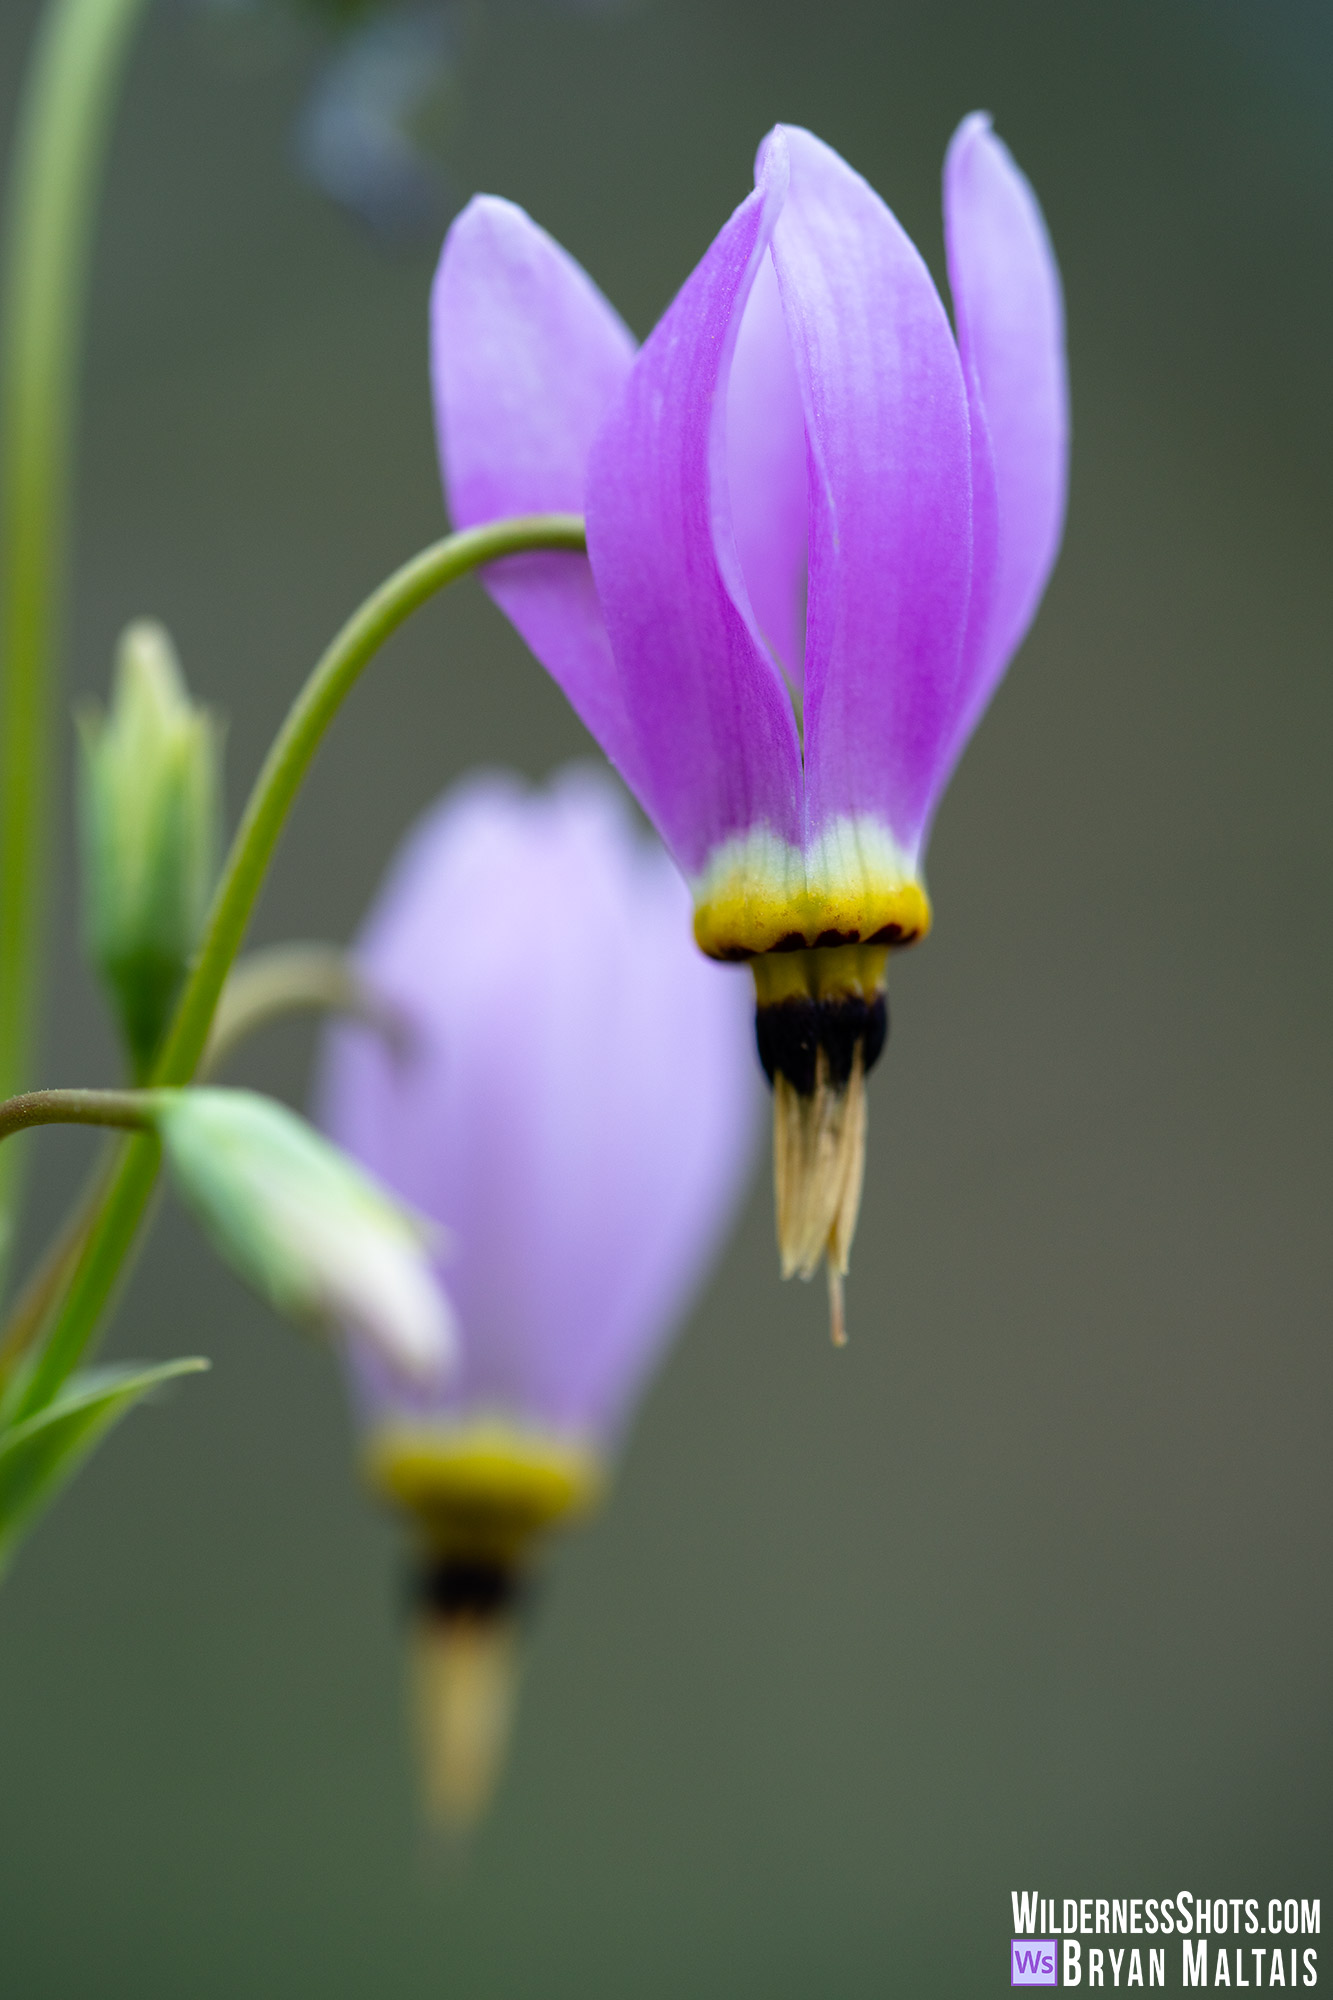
[78,621,221,1077]
[151,1089,456,1382]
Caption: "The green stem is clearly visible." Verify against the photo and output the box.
[0,933,377,1382]
[0,1087,151,1143]
[0,0,153,1284]
[8,514,585,1422]
[201,943,380,1080]
[0,1152,110,1388]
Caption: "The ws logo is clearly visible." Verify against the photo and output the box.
[1011,1939,1058,1986]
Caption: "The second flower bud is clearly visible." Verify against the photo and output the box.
[78,621,221,1078]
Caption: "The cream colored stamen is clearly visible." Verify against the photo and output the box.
[411,1609,520,1833]
[773,1042,868,1344]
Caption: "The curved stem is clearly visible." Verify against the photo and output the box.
[0,0,153,1283]
[156,517,584,1086]
[9,515,586,1422]
[0,1088,151,1143]
[201,943,386,1079]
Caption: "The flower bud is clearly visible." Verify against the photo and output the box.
[78,622,221,1077]
[151,1088,456,1383]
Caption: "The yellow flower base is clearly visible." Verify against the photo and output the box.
[691,815,931,960]
[364,1419,603,1563]
[749,941,890,1007]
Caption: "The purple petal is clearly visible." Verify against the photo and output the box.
[942,112,1068,777]
[766,126,974,861]
[726,247,808,696]
[430,197,642,787]
[317,771,760,1447]
[585,141,803,879]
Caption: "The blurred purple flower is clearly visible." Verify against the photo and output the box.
[316,768,757,1823]
[318,766,757,1464]
[429,117,1068,1328]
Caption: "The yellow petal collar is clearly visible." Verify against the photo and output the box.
[364,1418,603,1562]
[691,815,931,960]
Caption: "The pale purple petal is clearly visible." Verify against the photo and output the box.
[941,112,1068,776]
[584,140,803,878]
[766,125,973,859]
[431,198,642,788]
[726,248,809,696]
[316,771,760,1448]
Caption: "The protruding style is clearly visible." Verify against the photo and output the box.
[317,770,758,1826]
[430,119,1068,1336]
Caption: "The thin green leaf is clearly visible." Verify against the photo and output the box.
[0,1355,208,1574]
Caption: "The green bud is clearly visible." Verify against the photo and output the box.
[152,1089,456,1382]
[78,622,221,1077]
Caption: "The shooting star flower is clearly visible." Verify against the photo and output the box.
[316,769,758,1824]
[430,115,1068,1339]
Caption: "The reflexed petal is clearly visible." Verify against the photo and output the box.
[318,771,760,1444]
[942,112,1068,775]
[726,248,809,696]
[430,197,641,786]
[585,140,803,877]
[766,125,973,860]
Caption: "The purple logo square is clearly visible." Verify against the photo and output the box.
[1011,1939,1058,1986]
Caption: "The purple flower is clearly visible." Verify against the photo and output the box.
[317,770,757,1821]
[430,117,1067,1333]
[319,767,757,1456]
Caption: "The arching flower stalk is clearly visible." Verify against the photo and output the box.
[317,771,758,1826]
[430,117,1068,1339]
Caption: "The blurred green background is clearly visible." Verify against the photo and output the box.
[1,0,1329,1991]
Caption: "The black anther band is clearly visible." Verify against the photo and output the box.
[754,991,888,1096]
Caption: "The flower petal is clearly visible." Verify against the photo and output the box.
[766,126,974,862]
[726,248,809,696]
[317,771,760,1443]
[942,112,1068,774]
[430,197,641,786]
[585,140,803,878]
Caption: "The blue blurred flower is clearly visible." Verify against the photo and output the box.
[294,4,461,240]
[192,0,648,239]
